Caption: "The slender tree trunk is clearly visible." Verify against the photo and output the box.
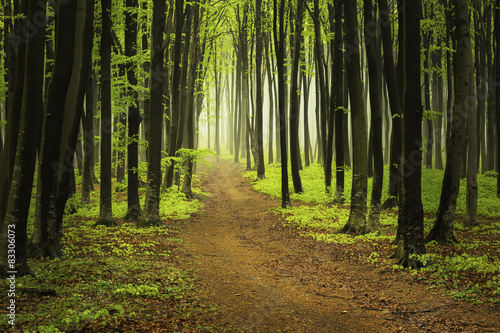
[364,0,383,233]
[426,0,472,243]
[289,0,304,193]
[81,65,95,205]
[97,0,116,226]
[314,0,327,167]
[182,4,201,198]
[124,0,142,220]
[0,0,27,224]
[138,0,166,227]
[0,0,44,277]
[466,52,478,227]
[496,0,500,196]
[333,0,345,204]
[340,0,368,234]
[30,0,78,257]
[380,0,403,209]
[266,37,274,164]
[397,0,426,268]
[274,0,291,208]
[164,0,185,188]
[255,0,265,179]
[434,46,444,170]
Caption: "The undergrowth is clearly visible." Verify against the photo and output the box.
[0,172,223,332]
[245,162,500,304]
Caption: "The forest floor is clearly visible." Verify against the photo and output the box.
[177,157,500,333]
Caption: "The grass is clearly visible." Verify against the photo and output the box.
[244,162,500,304]
[0,172,226,333]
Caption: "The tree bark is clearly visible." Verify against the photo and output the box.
[124,0,143,221]
[97,0,116,227]
[340,0,368,235]
[255,0,265,180]
[364,0,383,233]
[0,0,27,224]
[380,0,403,209]
[397,0,426,268]
[332,0,345,204]
[138,0,166,227]
[274,0,291,208]
[0,0,44,277]
[164,0,185,188]
[289,0,304,193]
[466,49,478,227]
[426,0,472,243]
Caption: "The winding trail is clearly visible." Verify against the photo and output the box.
[177,158,500,332]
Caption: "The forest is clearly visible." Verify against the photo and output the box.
[0,0,500,331]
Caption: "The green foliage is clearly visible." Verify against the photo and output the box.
[245,158,500,304]
[162,148,217,180]
[113,284,160,297]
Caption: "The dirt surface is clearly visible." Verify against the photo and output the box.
[177,158,500,332]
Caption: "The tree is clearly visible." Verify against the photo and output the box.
[466,44,478,228]
[339,0,368,235]
[274,0,291,208]
[0,0,27,225]
[289,0,304,193]
[97,0,117,227]
[496,0,500,197]
[397,0,426,268]
[124,0,143,221]
[426,0,472,243]
[380,0,403,209]
[182,2,202,198]
[81,67,95,205]
[332,0,345,204]
[364,0,383,233]
[255,0,265,180]
[31,0,78,257]
[138,0,166,227]
[164,0,185,188]
[0,0,45,276]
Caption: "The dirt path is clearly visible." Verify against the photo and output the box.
[178,158,500,333]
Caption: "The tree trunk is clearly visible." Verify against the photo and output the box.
[81,66,95,205]
[496,0,500,196]
[255,0,265,179]
[466,50,478,227]
[289,0,304,193]
[380,0,403,209]
[0,0,44,277]
[364,0,383,233]
[274,0,291,208]
[124,0,143,221]
[0,0,27,224]
[164,0,185,188]
[182,3,201,198]
[426,0,472,243]
[340,0,368,235]
[314,0,327,167]
[97,0,116,227]
[332,0,345,204]
[138,0,166,227]
[397,0,426,268]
